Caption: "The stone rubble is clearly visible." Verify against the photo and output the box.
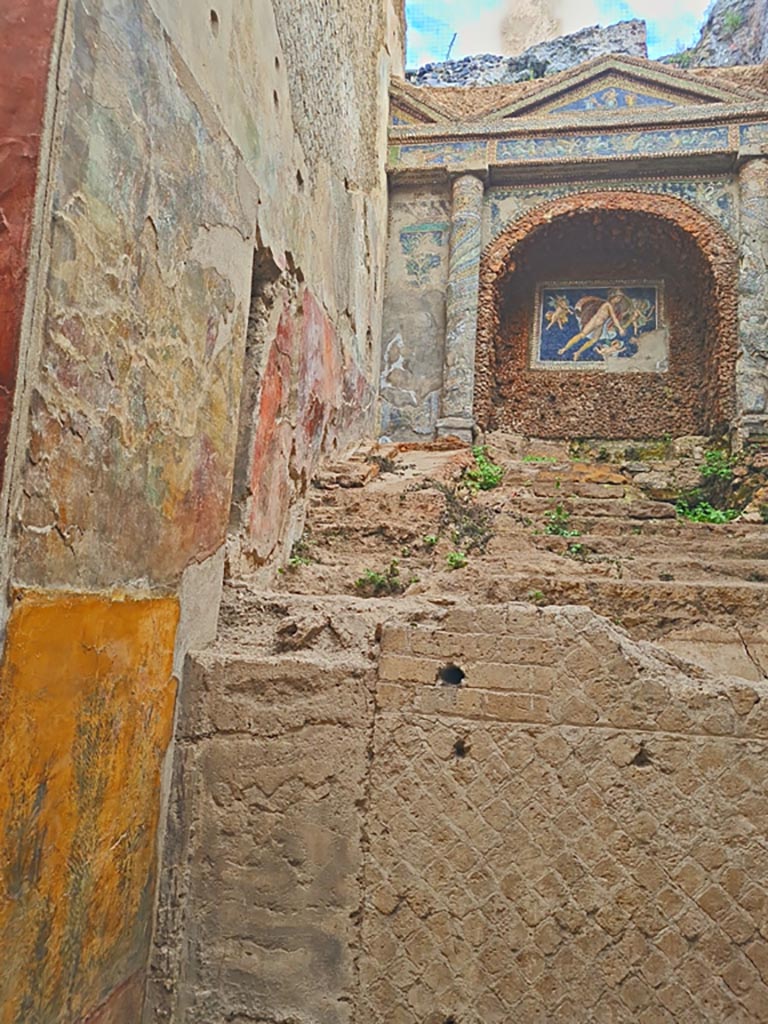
[406,19,647,86]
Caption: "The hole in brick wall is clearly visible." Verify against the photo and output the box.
[296,169,304,190]
[209,9,220,36]
[631,744,653,767]
[273,90,279,109]
[438,663,465,686]
[444,1017,458,1024]
[453,738,468,758]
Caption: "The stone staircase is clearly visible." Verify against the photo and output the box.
[152,434,768,1023]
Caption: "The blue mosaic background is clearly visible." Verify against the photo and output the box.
[538,285,658,364]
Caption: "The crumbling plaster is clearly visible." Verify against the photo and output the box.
[0,0,405,1019]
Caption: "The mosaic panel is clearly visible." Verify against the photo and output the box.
[533,282,666,371]
[396,140,488,168]
[487,178,736,240]
[496,126,729,163]
[551,85,675,113]
[740,122,768,147]
[399,220,450,287]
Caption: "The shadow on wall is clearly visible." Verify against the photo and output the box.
[227,247,375,574]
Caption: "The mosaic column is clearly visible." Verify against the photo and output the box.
[737,156,768,439]
[438,172,484,442]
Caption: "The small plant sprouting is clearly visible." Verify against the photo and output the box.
[701,449,735,481]
[528,589,546,605]
[675,499,739,524]
[566,542,586,559]
[522,454,558,464]
[544,505,581,537]
[464,445,504,492]
[722,9,743,37]
[447,550,468,570]
[422,534,439,548]
[354,559,409,597]
[281,538,313,572]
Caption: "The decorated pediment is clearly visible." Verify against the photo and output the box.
[493,56,748,120]
[390,82,445,125]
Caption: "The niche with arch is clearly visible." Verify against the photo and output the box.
[475,193,738,439]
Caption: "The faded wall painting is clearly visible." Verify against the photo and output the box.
[534,282,667,371]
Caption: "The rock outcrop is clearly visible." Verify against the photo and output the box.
[406,19,647,86]
[684,0,768,67]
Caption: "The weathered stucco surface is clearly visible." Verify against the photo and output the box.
[150,647,374,1022]
[162,590,768,1022]
[368,607,768,1021]
[0,0,404,1018]
[0,0,60,490]
[0,591,178,1024]
[11,0,257,589]
[380,187,451,440]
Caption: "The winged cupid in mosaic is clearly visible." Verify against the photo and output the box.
[557,289,631,361]
[544,294,574,331]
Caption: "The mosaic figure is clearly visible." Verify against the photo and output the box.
[536,283,662,368]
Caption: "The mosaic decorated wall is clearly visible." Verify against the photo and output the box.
[380,186,451,440]
[380,176,740,442]
[476,193,737,439]
[0,0,403,1020]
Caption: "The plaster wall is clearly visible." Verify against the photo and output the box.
[380,186,451,440]
[0,0,404,1019]
[0,0,60,491]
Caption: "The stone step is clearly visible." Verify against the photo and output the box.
[481,573,768,634]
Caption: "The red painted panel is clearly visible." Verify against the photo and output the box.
[0,0,60,486]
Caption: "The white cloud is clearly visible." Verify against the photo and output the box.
[407,0,712,65]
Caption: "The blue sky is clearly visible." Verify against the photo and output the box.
[406,0,712,67]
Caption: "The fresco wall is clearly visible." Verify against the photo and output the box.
[0,0,403,1020]
[0,0,60,492]
[380,187,451,440]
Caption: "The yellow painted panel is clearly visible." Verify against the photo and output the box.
[0,590,179,1023]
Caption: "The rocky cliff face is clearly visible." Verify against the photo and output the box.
[681,0,768,67]
[406,19,647,86]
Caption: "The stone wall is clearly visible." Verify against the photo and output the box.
[170,599,768,1021]
[0,0,403,1020]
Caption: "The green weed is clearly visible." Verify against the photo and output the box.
[544,505,581,537]
[422,534,439,548]
[723,9,743,36]
[522,454,558,464]
[701,449,734,481]
[354,559,408,596]
[446,551,468,570]
[464,445,504,492]
[675,499,739,524]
